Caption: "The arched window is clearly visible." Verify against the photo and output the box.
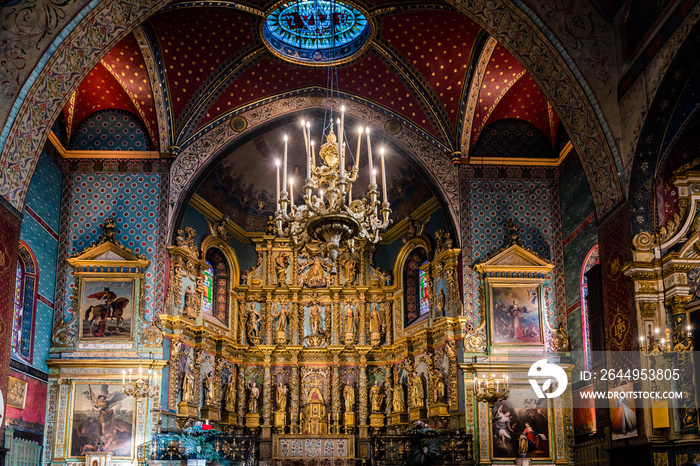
[404,247,428,326]
[12,242,38,362]
[580,245,599,370]
[202,264,214,316]
[205,248,230,324]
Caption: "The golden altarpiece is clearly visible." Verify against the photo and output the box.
[158,223,465,461]
[624,169,700,459]
[462,223,574,465]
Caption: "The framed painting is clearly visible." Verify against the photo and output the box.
[609,382,638,440]
[491,387,550,460]
[489,284,544,346]
[79,278,135,341]
[69,383,135,458]
[7,376,27,409]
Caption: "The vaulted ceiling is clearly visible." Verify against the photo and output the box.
[54,1,564,163]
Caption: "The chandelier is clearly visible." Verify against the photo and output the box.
[122,367,159,399]
[473,372,509,405]
[272,2,391,272]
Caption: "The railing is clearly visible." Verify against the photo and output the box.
[371,431,474,465]
[149,432,256,465]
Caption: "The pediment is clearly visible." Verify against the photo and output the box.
[475,244,553,275]
[68,240,150,269]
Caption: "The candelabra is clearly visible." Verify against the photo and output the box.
[473,372,509,405]
[639,325,693,355]
[122,367,160,399]
[274,110,392,273]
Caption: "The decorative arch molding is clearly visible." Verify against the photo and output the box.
[392,236,433,289]
[0,0,622,221]
[13,240,38,363]
[166,95,461,243]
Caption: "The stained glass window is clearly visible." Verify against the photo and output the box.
[12,262,23,355]
[404,247,428,326]
[418,267,430,316]
[202,263,213,316]
[205,248,230,324]
[262,0,371,65]
[12,243,37,362]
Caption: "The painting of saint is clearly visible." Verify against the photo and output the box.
[609,382,638,440]
[492,389,549,459]
[70,384,134,458]
[491,286,542,345]
[80,279,134,340]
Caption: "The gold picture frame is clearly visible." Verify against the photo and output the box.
[68,382,136,459]
[7,376,27,409]
[78,277,136,341]
[489,283,544,346]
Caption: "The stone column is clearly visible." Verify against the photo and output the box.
[289,347,301,433]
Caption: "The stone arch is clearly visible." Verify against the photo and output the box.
[167,95,460,242]
[0,0,622,220]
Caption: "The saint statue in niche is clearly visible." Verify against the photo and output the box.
[276,384,288,413]
[344,304,355,340]
[303,256,329,287]
[344,384,355,413]
[273,304,289,343]
[225,374,236,412]
[248,381,260,413]
[408,371,424,408]
[309,304,322,334]
[392,382,405,412]
[181,362,195,404]
[343,255,357,285]
[275,253,289,286]
[370,380,383,412]
[246,303,262,344]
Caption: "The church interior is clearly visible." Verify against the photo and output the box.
[1,0,700,465]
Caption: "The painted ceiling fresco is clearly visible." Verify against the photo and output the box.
[56,1,563,162]
[196,115,432,231]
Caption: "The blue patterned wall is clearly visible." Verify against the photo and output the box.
[54,173,168,344]
[460,169,566,330]
[18,150,62,372]
[68,110,151,151]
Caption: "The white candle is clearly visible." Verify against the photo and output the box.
[122,370,126,385]
[366,127,373,184]
[356,127,362,165]
[275,159,280,205]
[289,178,294,209]
[339,108,345,176]
[283,135,288,196]
[380,147,387,203]
[310,141,315,170]
[129,368,133,382]
[320,190,324,203]
[306,122,311,163]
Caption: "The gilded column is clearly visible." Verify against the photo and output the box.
[291,288,300,345]
[290,347,301,433]
[384,300,393,345]
[669,295,697,436]
[358,348,370,427]
[359,293,367,345]
[236,364,246,426]
[384,363,392,418]
[265,292,273,344]
[331,289,340,345]
[261,347,274,427]
[331,349,342,433]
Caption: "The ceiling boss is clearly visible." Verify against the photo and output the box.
[271,1,391,273]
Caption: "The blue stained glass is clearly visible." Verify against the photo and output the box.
[12,262,22,354]
[263,0,371,65]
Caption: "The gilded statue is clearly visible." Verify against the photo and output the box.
[204,370,216,406]
[207,215,231,241]
[183,285,196,317]
[246,303,262,343]
[225,374,236,412]
[343,256,357,285]
[408,372,424,408]
[273,304,289,335]
[392,382,405,412]
[344,304,355,337]
[248,381,260,413]
[309,304,322,335]
[343,384,355,413]
[370,380,383,412]
[181,362,195,403]
[369,305,381,335]
[304,256,329,287]
[275,253,289,285]
[276,384,288,413]
[437,289,446,317]
[433,369,445,403]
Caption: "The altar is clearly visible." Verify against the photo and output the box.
[272,434,355,460]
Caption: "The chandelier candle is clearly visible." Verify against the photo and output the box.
[366,128,374,184]
[380,148,387,204]
[276,159,280,204]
